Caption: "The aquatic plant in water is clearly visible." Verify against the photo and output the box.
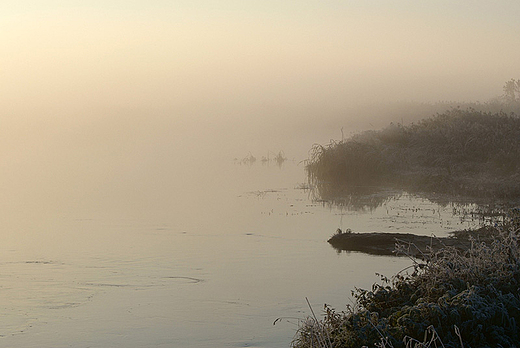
[236,150,288,166]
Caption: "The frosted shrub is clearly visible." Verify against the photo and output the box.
[292,212,520,348]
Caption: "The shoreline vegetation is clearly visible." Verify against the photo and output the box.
[293,96,520,347]
[292,210,520,348]
[306,107,520,203]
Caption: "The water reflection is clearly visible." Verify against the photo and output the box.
[311,186,399,212]
[308,180,516,223]
[305,181,518,257]
[0,156,504,347]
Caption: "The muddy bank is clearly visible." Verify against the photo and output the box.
[328,228,494,257]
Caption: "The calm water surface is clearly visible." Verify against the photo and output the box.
[0,120,481,348]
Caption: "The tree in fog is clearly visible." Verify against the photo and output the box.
[503,78,520,103]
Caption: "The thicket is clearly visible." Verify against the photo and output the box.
[306,108,520,201]
[292,209,520,348]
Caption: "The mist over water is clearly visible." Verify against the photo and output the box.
[0,108,483,347]
[2,1,519,346]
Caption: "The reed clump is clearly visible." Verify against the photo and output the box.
[292,211,520,348]
[306,108,520,201]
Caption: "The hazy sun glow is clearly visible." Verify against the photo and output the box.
[3,1,519,115]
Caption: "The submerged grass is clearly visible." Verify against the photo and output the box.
[292,211,520,348]
[306,108,520,201]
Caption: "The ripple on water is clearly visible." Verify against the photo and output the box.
[162,276,204,283]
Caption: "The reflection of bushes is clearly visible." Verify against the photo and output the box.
[292,212,520,348]
[306,108,520,200]
[311,186,398,212]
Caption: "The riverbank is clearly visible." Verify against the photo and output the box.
[327,227,496,257]
[294,106,520,347]
[292,211,520,348]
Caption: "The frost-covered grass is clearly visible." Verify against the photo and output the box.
[292,210,520,348]
[306,108,520,201]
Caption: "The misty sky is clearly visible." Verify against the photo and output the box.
[1,0,520,202]
[3,0,519,117]
[0,0,520,244]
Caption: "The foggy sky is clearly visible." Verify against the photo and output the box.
[3,0,519,115]
[1,1,519,222]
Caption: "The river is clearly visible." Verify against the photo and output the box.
[0,114,482,347]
